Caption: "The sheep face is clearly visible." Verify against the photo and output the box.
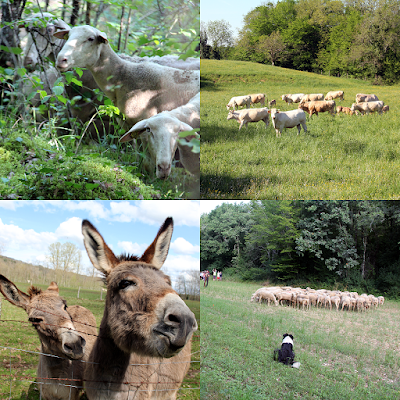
[55,25,108,72]
[120,114,193,179]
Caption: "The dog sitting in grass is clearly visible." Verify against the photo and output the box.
[274,333,300,368]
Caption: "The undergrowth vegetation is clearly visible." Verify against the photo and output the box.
[201,60,400,199]
[201,281,400,400]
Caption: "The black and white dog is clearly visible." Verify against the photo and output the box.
[274,333,300,368]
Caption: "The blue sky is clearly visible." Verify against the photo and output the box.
[201,0,267,39]
[0,201,199,286]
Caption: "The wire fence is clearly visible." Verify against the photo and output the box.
[0,300,200,399]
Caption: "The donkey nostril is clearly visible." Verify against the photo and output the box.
[166,313,180,324]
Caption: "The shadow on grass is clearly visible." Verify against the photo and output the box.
[200,79,221,92]
[200,172,282,199]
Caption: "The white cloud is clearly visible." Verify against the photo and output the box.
[171,237,200,255]
[54,217,84,246]
[0,218,57,261]
[117,241,147,256]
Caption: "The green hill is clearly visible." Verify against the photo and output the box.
[200,59,400,199]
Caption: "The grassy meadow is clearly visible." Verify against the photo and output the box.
[201,280,400,400]
[0,282,199,399]
[201,59,400,199]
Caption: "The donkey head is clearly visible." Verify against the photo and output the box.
[0,275,86,359]
[82,217,198,358]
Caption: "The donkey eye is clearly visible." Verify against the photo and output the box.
[118,280,136,290]
[29,317,43,325]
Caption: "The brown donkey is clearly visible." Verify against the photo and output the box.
[82,217,198,399]
[0,275,97,400]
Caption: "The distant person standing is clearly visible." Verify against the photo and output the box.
[204,270,210,287]
[217,271,221,281]
[213,268,217,281]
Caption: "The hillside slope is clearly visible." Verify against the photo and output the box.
[201,60,400,199]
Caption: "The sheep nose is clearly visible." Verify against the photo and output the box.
[157,162,171,179]
[56,58,69,69]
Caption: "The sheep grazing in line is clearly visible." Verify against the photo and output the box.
[252,286,385,313]
[54,25,200,127]
[382,105,389,113]
[227,108,270,130]
[226,95,252,110]
[119,93,199,179]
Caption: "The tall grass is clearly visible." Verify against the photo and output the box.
[0,282,199,399]
[200,60,400,199]
[201,281,400,400]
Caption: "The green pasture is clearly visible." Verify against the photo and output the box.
[200,59,400,199]
[201,280,400,400]
[0,282,199,399]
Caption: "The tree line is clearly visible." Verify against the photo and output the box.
[201,201,400,298]
[201,0,400,84]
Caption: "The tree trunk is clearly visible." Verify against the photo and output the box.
[70,0,80,26]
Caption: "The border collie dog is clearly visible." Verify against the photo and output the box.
[274,333,300,368]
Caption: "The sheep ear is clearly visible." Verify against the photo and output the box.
[179,122,194,133]
[139,217,173,269]
[82,219,119,276]
[97,32,108,44]
[0,275,30,310]
[120,121,147,142]
[53,29,70,39]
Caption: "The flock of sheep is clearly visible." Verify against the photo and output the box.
[226,91,389,137]
[17,13,200,179]
[250,286,385,312]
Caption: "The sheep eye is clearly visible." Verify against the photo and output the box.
[146,127,151,132]
[118,280,136,290]
[88,37,94,42]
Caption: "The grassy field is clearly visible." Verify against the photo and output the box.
[0,282,199,399]
[201,280,400,400]
[200,59,400,199]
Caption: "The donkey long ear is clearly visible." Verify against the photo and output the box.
[0,275,30,310]
[82,220,119,276]
[47,281,59,293]
[140,217,173,269]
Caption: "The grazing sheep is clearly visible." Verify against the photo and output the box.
[298,100,336,116]
[356,93,379,103]
[226,95,252,110]
[227,108,270,130]
[337,106,355,115]
[350,101,384,115]
[324,91,344,101]
[340,296,351,311]
[249,93,266,106]
[296,296,310,310]
[259,291,278,306]
[269,108,307,137]
[269,99,276,107]
[378,296,385,305]
[119,93,199,178]
[300,93,324,103]
[276,291,293,306]
[382,105,389,113]
[330,295,340,311]
[281,94,304,104]
[55,25,200,127]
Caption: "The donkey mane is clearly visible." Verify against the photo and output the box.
[117,253,139,262]
[28,286,42,296]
